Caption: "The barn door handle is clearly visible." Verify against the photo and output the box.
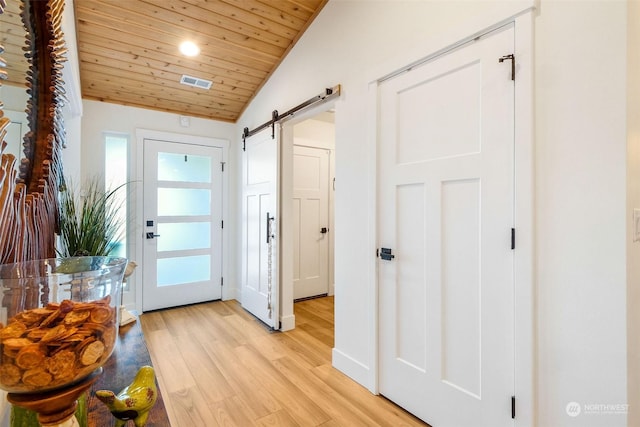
[266,212,275,243]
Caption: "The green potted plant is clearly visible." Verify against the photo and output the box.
[57,176,126,259]
[57,176,137,323]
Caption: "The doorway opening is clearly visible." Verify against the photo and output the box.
[280,107,336,336]
[291,110,335,301]
[291,109,335,344]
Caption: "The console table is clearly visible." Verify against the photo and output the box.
[87,315,170,426]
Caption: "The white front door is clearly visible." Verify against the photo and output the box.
[241,127,280,329]
[378,25,515,427]
[142,138,223,311]
[293,145,330,300]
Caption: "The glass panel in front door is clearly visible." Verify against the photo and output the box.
[158,152,212,182]
[156,150,212,289]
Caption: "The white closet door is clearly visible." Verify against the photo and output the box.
[378,25,515,427]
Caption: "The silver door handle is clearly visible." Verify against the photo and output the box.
[266,212,275,243]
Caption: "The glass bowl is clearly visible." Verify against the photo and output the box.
[0,257,127,393]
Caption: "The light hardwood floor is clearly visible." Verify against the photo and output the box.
[140,297,429,427]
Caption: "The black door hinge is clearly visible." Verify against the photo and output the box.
[499,54,515,80]
[511,396,516,419]
[221,220,224,229]
[511,228,515,250]
[221,277,224,287]
[221,162,225,172]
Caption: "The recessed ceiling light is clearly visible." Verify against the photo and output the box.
[179,41,200,57]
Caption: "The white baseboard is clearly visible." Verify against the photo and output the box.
[332,348,375,393]
[280,314,295,331]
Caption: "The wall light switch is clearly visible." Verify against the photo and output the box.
[634,209,640,242]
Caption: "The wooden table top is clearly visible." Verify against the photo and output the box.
[87,314,170,427]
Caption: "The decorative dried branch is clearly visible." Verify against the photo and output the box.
[0,0,67,263]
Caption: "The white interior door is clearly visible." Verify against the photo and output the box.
[378,25,515,427]
[292,145,330,300]
[142,138,223,311]
[241,127,279,329]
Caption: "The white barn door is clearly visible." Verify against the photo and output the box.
[241,127,280,329]
[378,25,515,427]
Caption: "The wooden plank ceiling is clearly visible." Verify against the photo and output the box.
[74,0,327,122]
[0,0,29,88]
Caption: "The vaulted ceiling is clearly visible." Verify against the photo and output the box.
[1,1,327,122]
[72,0,328,123]
[0,0,314,127]
[74,0,327,122]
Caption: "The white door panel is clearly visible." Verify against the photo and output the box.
[242,128,279,329]
[378,25,514,427]
[293,145,330,300]
[142,139,223,311]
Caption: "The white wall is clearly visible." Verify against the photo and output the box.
[80,100,238,307]
[1,85,29,165]
[627,1,640,426]
[1,84,28,111]
[293,116,335,147]
[536,2,628,426]
[238,1,632,426]
[60,0,83,182]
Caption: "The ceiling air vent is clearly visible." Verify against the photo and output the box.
[180,75,212,90]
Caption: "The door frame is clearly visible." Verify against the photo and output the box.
[134,129,229,313]
[363,7,535,426]
[280,101,337,331]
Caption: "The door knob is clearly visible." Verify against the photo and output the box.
[320,227,328,234]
